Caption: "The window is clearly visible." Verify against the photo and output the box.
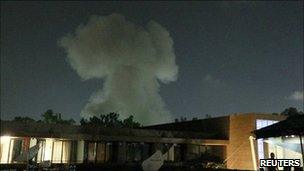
[256,119,278,159]
[87,142,96,163]
[11,139,23,162]
[0,136,13,163]
[96,142,106,163]
[52,141,63,163]
[61,141,71,163]
[126,142,142,162]
[36,139,71,163]
[105,142,113,162]
[37,139,46,163]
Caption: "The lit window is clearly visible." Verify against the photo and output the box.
[256,119,278,159]
[0,136,12,163]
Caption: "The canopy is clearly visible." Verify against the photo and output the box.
[254,115,304,139]
[254,114,304,169]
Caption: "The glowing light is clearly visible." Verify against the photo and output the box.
[44,138,54,161]
[1,136,11,141]
[0,136,11,163]
[52,141,63,163]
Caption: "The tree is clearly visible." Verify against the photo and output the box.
[13,116,35,122]
[41,109,75,125]
[180,116,187,122]
[280,107,304,117]
[104,112,121,127]
[80,118,88,125]
[192,117,198,121]
[80,112,141,128]
[123,115,141,128]
[173,117,186,122]
[41,109,58,123]
[10,110,75,125]
[205,114,212,119]
[59,119,75,125]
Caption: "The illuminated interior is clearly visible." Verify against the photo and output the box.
[0,136,12,163]
[44,138,53,161]
[266,136,303,168]
[52,140,63,163]
[62,141,71,163]
[256,119,278,160]
[76,140,84,163]
[0,136,72,164]
[256,120,303,168]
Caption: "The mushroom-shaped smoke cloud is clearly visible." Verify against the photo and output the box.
[59,14,178,125]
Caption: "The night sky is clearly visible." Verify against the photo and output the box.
[1,1,303,123]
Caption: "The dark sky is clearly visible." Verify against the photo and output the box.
[1,1,303,122]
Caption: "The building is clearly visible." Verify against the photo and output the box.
[254,114,304,169]
[145,113,287,170]
[0,113,287,170]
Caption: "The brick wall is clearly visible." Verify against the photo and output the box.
[226,113,286,170]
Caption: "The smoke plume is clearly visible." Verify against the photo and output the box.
[59,14,178,125]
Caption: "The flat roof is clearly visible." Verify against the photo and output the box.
[0,120,228,145]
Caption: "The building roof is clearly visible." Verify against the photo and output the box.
[0,120,228,145]
[143,116,230,139]
[253,114,304,139]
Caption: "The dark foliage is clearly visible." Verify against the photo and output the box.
[80,112,141,128]
[13,116,35,122]
[280,107,303,117]
[41,109,75,125]
[174,116,188,122]
[11,110,75,125]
